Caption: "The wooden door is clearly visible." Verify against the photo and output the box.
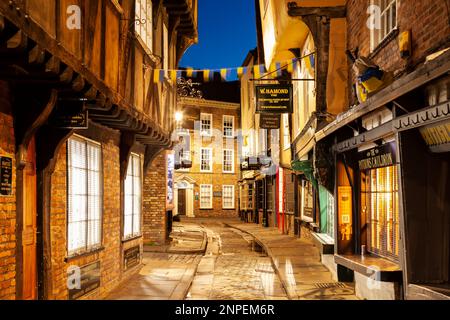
[178,189,186,215]
[22,138,37,300]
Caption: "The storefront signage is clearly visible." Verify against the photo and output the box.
[260,113,281,129]
[124,246,141,270]
[420,119,450,153]
[53,108,89,129]
[255,84,293,114]
[358,143,396,171]
[0,156,12,196]
[68,261,100,300]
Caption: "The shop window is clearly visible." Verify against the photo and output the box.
[67,136,102,256]
[200,113,212,136]
[223,185,235,209]
[223,115,234,138]
[200,148,212,172]
[223,149,234,173]
[361,165,400,260]
[284,173,295,214]
[123,153,142,239]
[135,0,153,52]
[200,184,213,209]
[301,180,314,222]
[370,0,397,52]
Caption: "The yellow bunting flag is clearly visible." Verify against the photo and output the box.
[203,70,211,82]
[154,69,164,83]
[186,68,194,77]
[170,70,178,83]
[287,59,294,73]
[220,69,228,81]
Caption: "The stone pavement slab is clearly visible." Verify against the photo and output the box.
[227,222,358,300]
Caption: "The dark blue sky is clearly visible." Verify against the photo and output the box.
[179,0,257,70]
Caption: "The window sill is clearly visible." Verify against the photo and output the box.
[335,254,402,282]
[369,28,400,60]
[65,247,105,263]
[199,208,213,210]
[122,235,143,243]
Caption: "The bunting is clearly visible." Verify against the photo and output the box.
[151,53,315,84]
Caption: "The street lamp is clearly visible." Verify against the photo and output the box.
[175,111,183,123]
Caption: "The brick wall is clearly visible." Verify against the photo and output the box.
[143,151,167,245]
[48,129,122,300]
[347,0,450,104]
[0,81,16,300]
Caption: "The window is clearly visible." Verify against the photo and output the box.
[163,23,169,71]
[284,173,295,214]
[135,0,153,51]
[223,149,234,173]
[223,115,234,138]
[361,165,399,260]
[67,136,102,256]
[283,114,290,150]
[124,154,142,239]
[248,184,254,209]
[200,113,212,136]
[200,185,213,209]
[370,0,397,51]
[200,148,212,172]
[223,185,235,209]
[301,179,314,222]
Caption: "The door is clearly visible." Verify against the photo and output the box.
[22,138,37,300]
[178,189,186,215]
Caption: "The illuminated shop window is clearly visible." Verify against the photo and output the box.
[361,165,400,260]
[124,153,142,239]
[67,136,102,255]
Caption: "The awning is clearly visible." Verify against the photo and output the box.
[291,160,318,189]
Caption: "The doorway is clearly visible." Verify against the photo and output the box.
[178,189,186,216]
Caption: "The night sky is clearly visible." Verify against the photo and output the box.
[179,0,257,70]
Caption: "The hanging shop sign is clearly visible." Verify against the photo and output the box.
[420,119,450,153]
[0,156,12,196]
[167,152,175,208]
[52,103,89,129]
[260,113,281,129]
[124,246,141,270]
[358,143,396,171]
[255,84,293,114]
[68,261,101,300]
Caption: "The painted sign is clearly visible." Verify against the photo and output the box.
[68,261,101,300]
[52,106,89,129]
[260,113,281,129]
[358,143,396,171]
[124,246,141,270]
[0,156,12,196]
[255,84,293,114]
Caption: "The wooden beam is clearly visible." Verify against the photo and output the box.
[71,74,85,92]
[59,66,74,84]
[287,4,346,18]
[0,15,4,33]
[45,56,60,75]
[29,45,46,65]
[7,29,28,50]
[120,132,136,180]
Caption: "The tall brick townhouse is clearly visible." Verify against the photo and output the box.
[173,82,241,218]
[0,0,198,300]
[245,0,450,300]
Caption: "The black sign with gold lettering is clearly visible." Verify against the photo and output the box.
[358,143,396,171]
[68,261,100,300]
[0,156,12,196]
[124,246,141,270]
[260,113,281,129]
[256,84,293,114]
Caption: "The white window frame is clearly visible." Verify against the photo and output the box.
[67,135,103,256]
[200,184,213,209]
[222,149,234,173]
[200,113,213,137]
[222,185,235,209]
[223,115,235,138]
[123,153,142,240]
[370,0,398,52]
[135,0,153,52]
[200,147,212,172]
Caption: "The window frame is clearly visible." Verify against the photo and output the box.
[123,153,143,241]
[66,135,103,257]
[199,184,213,209]
[370,0,398,52]
[200,113,213,137]
[223,115,235,138]
[222,185,235,209]
[135,0,153,53]
[200,147,213,173]
[222,149,234,174]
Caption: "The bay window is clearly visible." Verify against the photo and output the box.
[67,136,102,255]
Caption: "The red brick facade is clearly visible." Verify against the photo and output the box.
[143,151,168,245]
[0,81,16,300]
